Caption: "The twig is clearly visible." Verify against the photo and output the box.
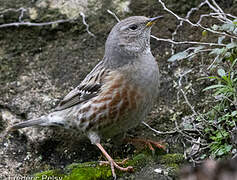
[208,0,228,21]
[207,54,220,69]
[151,36,226,47]
[107,9,120,22]
[170,1,207,54]
[185,49,213,59]
[80,12,95,37]
[0,19,73,28]
[142,121,177,135]
[180,89,197,116]
[0,7,95,38]
[174,118,196,141]
[19,8,26,22]
[157,0,237,39]
[176,69,198,115]
[197,12,236,25]
[0,7,26,15]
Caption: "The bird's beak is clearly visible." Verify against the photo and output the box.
[146,16,163,27]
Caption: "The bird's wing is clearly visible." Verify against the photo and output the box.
[55,61,109,111]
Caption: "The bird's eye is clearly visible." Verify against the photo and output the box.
[129,24,138,30]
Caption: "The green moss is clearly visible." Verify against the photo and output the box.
[160,153,185,174]
[34,170,64,179]
[33,152,154,180]
[160,153,184,164]
[125,152,151,168]
[34,163,112,180]
[63,153,151,179]
[64,162,112,180]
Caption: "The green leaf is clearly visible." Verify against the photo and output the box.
[226,42,237,49]
[221,23,235,32]
[203,84,225,91]
[202,30,207,37]
[217,69,226,77]
[233,79,237,84]
[216,131,228,138]
[193,46,205,53]
[231,58,237,69]
[234,28,237,35]
[168,51,189,62]
[210,135,217,141]
[217,148,225,156]
[225,145,232,152]
[218,36,225,44]
[212,24,219,31]
[210,48,225,55]
[224,52,231,58]
[200,154,207,159]
[231,111,237,117]
[183,123,193,129]
[197,76,219,81]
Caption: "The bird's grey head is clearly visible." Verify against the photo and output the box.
[104,16,161,67]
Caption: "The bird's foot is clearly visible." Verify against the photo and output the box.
[101,158,133,179]
[126,138,165,152]
[96,143,133,179]
[99,157,129,166]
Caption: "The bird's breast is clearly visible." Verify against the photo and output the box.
[75,71,146,136]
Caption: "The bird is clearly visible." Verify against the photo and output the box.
[3,16,161,179]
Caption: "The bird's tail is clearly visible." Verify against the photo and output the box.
[1,113,64,141]
[8,116,48,131]
[0,116,48,141]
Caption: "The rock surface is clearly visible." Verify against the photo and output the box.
[1,0,236,179]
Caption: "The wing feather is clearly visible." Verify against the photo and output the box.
[55,61,109,111]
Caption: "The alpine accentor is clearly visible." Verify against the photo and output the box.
[6,16,161,179]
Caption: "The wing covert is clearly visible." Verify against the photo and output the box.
[55,61,109,111]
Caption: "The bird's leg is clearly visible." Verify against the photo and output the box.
[95,143,133,179]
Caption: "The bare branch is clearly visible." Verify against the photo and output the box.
[170,1,207,54]
[80,12,96,37]
[0,8,95,38]
[177,69,198,116]
[107,9,120,22]
[0,7,26,15]
[0,19,73,28]
[157,0,237,39]
[142,121,177,135]
[207,54,220,69]
[0,7,75,29]
[151,35,226,46]
[205,0,232,23]
[157,0,183,21]
[19,8,26,22]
